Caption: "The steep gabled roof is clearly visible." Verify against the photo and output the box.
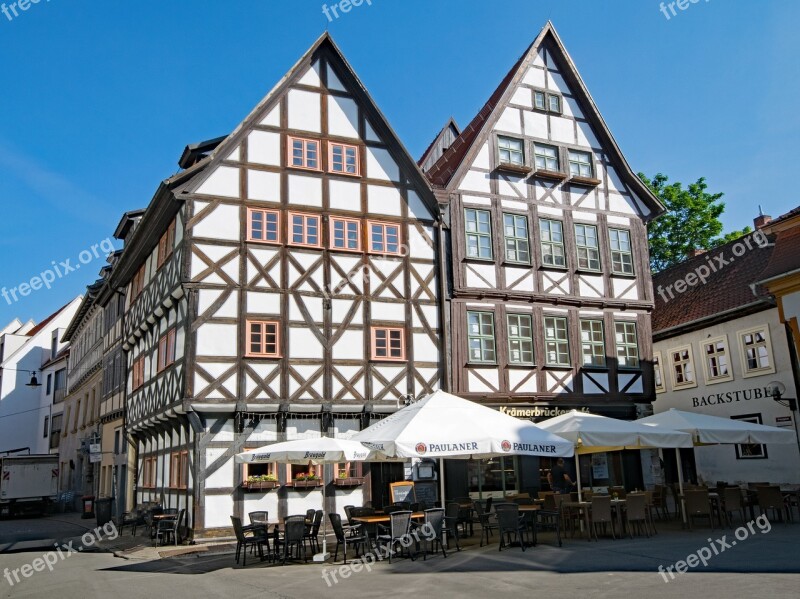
[418,117,460,170]
[425,22,664,219]
[652,234,775,338]
[758,225,800,283]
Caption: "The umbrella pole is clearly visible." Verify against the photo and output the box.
[314,464,330,562]
[675,447,687,526]
[575,453,582,502]
[439,458,446,546]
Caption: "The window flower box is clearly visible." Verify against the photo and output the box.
[334,477,365,487]
[243,475,280,491]
[289,479,323,489]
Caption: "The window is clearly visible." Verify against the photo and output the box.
[368,221,402,255]
[653,351,665,393]
[330,217,361,252]
[507,314,534,364]
[580,320,606,367]
[615,321,640,369]
[132,357,145,390]
[702,336,732,383]
[50,414,62,450]
[544,316,570,366]
[51,331,58,360]
[732,414,768,459]
[503,213,530,263]
[131,264,146,300]
[548,94,561,113]
[575,223,600,270]
[247,209,280,244]
[288,136,320,170]
[62,407,70,438]
[568,150,594,178]
[534,91,546,110]
[465,209,493,260]
[609,229,634,275]
[498,136,525,166]
[73,399,81,432]
[371,327,406,361]
[142,456,157,489]
[114,429,121,455]
[670,346,696,389]
[288,212,321,247]
[467,311,496,364]
[247,320,280,358]
[170,451,188,489]
[46,373,52,395]
[534,90,562,114]
[157,328,177,373]
[329,143,360,175]
[157,219,176,268]
[336,461,363,480]
[43,416,49,439]
[534,143,560,172]
[540,219,566,267]
[739,327,774,376]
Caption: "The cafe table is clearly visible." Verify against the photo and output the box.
[563,499,627,539]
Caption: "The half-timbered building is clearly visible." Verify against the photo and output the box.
[111,33,443,537]
[426,22,665,495]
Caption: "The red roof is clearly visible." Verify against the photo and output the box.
[25,302,71,338]
[652,234,775,335]
[759,225,800,282]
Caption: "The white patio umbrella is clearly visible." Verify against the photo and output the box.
[235,437,378,562]
[538,410,692,502]
[352,390,574,505]
[639,409,796,522]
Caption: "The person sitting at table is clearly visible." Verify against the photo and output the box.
[547,458,576,494]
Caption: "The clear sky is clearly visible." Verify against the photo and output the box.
[1,0,798,326]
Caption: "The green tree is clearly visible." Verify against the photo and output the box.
[640,173,751,272]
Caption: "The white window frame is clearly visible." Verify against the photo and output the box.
[737,325,776,378]
[669,344,697,390]
[653,351,666,393]
[701,335,734,385]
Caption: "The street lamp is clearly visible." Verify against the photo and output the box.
[767,380,800,458]
[25,371,41,387]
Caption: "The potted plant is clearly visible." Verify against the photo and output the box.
[242,474,280,491]
[291,472,322,488]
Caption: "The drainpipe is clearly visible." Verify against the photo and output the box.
[436,215,451,392]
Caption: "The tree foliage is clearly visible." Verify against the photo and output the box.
[640,173,751,272]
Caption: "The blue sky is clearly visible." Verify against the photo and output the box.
[1,0,798,325]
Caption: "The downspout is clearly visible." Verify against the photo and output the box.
[436,215,451,392]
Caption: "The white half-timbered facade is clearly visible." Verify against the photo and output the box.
[112,34,443,537]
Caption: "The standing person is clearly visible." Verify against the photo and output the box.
[547,458,576,494]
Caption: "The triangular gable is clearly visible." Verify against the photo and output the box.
[419,117,461,171]
[179,33,439,220]
[426,22,664,220]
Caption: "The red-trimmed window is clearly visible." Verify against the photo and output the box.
[247,320,280,358]
[288,136,321,171]
[289,212,321,247]
[132,357,145,390]
[329,143,360,176]
[247,209,280,244]
[157,219,176,268]
[368,221,402,255]
[157,328,176,373]
[170,451,188,489]
[330,217,361,252]
[142,456,157,489]
[371,327,406,361]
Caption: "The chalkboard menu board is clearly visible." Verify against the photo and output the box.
[414,482,437,507]
[389,481,416,504]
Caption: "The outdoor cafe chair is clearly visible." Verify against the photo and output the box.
[376,510,414,563]
[156,508,185,547]
[443,502,462,551]
[304,510,324,553]
[651,485,668,520]
[162,507,178,516]
[590,496,615,540]
[721,487,746,526]
[330,513,368,565]
[343,505,356,527]
[757,486,789,523]
[249,511,269,527]
[231,516,267,566]
[626,494,649,538]
[495,503,527,552]
[275,515,309,564]
[384,504,406,515]
[473,500,497,547]
[533,502,562,547]
[685,489,714,530]
[413,508,447,560]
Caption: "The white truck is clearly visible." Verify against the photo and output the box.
[0,455,59,516]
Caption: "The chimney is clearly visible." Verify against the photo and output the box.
[754,205,772,229]
[687,249,707,259]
